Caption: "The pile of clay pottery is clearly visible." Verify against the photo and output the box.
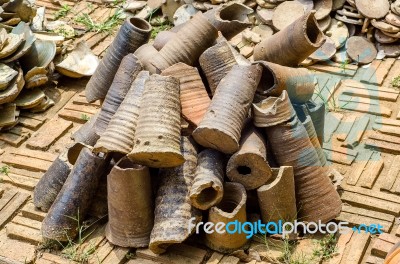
[0,0,36,28]
[35,8,343,258]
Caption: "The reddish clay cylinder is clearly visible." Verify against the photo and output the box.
[199,41,238,95]
[161,62,210,127]
[41,148,109,241]
[150,13,218,73]
[85,18,151,102]
[128,74,184,168]
[149,137,202,254]
[226,125,272,190]
[204,182,248,253]
[193,64,262,154]
[93,71,149,154]
[253,11,325,66]
[105,158,153,247]
[204,3,253,40]
[94,54,143,135]
[255,61,316,104]
[189,149,225,210]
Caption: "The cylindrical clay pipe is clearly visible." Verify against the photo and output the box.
[226,125,272,190]
[161,62,211,127]
[193,64,262,154]
[253,11,325,66]
[189,149,225,210]
[85,18,151,102]
[205,182,248,253]
[93,71,149,155]
[257,166,297,223]
[105,158,153,248]
[306,100,325,145]
[149,137,202,254]
[199,41,238,95]
[128,74,184,168]
[134,44,159,74]
[41,148,109,241]
[150,13,218,73]
[94,54,143,135]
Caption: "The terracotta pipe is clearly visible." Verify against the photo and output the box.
[189,149,224,210]
[128,74,184,168]
[134,44,159,74]
[253,11,325,66]
[149,137,202,254]
[153,31,177,51]
[226,125,272,190]
[150,13,218,73]
[199,41,238,95]
[257,166,297,223]
[41,148,109,241]
[71,112,100,146]
[161,62,211,127]
[94,54,143,136]
[105,158,153,247]
[204,3,253,40]
[204,182,248,253]
[306,100,325,145]
[93,71,149,155]
[85,17,151,102]
[193,64,262,154]
[254,61,316,104]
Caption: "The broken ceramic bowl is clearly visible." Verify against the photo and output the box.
[1,21,36,63]
[0,32,24,59]
[19,39,56,72]
[0,63,17,90]
[56,41,99,78]
[0,67,24,104]
[13,87,45,109]
[24,66,48,89]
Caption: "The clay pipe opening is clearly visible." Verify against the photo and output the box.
[218,3,251,23]
[215,183,246,216]
[304,11,325,48]
[128,17,152,33]
[194,186,219,208]
[254,61,277,97]
[117,157,145,170]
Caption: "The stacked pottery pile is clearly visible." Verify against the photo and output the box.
[0,0,36,28]
[34,9,342,257]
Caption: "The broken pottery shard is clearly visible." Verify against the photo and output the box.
[106,158,153,247]
[134,43,159,73]
[263,95,342,223]
[33,152,72,212]
[149,137,202,254]
[386,13,400,27]
[204,3,253,40]
[0,63,17,90]
[0,68,24,105]
[205,182,248,253]
[30,96,55,113]
[355,0,389,19]
[371,19,400,33]
[150,13,218,73]
[272,1,305,31]
[41,148,109,241]
[19,39,56,72]
[173,4,200,26]
[0,103,16,127]
[346,36,377,65]
[325,18,349,49]
[199,41,238,95]
[0,32,23,59]
[254,11,325,66]
[1,21,36,63]
[308,37,336,61]
[56,41,100,78]
[85,17,151,102]
[161,62,210,127]
[71,112,100,147]
[375,30,398,44]
[128,74,184,167]
[193,64,262,154]
[162,0,184,22]
[253,91,295,127]
[189,149,224,210]
[24,67,48,89]
[306,100,325,145]
[254,61,315,104]
[314,0,332,20]
[94,71,149,154]
[13,88,45,109]
[257,166,297,223]
[317,15,332,32]
[95,54,143,135]
[227,125,272,190]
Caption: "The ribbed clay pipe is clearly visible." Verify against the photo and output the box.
[41,148,109,241]
[189,149,224,210]
[93,71,149,155]
[199,41,238,95]
[161,63,211,127]
[254,61,316,104]
[149,137,202,254]
[128,74,184,168]
[257,166,297,223]
[255,92,342,223]
[253,11,325,66]
[105,158,153,247]
[153,31,176,51]
[94,54,143,135]
[85,17,151,102]
[193,64,262,154]
[226,125,272,190]
[71,112,100,146]
[34,151,72,212]
[306,100,325,145]
[204,3,253,40]
[134,44,159,74]
[150,13,218,73]
[205,182,248,253]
